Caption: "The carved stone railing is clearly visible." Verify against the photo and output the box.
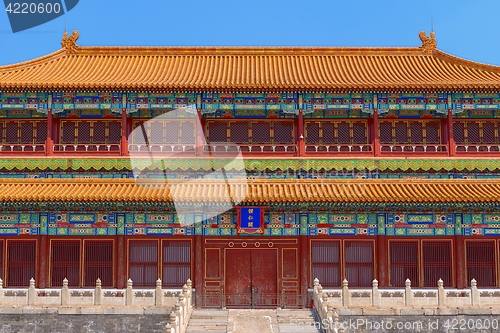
[0,278,193,333]
[313,278,499,333]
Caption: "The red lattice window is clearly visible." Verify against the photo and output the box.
[6,122,18,144]
[426,122,439,143]
[51,241,80,287]
[353,123,367,144]
[93,122,106,144]
[77,121,91,143]
[20,122,33,144]
[379,122,393,143]
[390,241,418,287]
[395,122,408,143]
[7,241,36,287]
[208,122,227,143]
[252,123,271,143]
[108,122,122,143]
[273,122,293,143]
[84,241,113,287]
[467,122,480,144]
[466,241,495,287]
[422,241,451,287]
[62,122,76,143]
[230,123,249,143]
[180,122,195,144]
[311,241,340,287]
[162,241,191,287]
[36,122,47,144]
[410,122,423,143]
[151,121,166,144]
[322,123,335,143]
[305,123,319,144]
[453,123,465,143]
[344,241,374,287]
[483,123,496,144]
[337,123,350,144]
[129,241,158,287]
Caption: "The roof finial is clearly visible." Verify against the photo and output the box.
[62,30,80,54]
[419,30,436,55]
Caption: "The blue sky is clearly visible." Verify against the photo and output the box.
[1,0,499,67]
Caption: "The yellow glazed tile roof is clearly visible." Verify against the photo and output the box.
[0,178,499,203]
[1,31,500,92]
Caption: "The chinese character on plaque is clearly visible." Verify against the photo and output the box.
[236,206,266,234]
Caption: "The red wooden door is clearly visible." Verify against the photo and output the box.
[225,249,277,308]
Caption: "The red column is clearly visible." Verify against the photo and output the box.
[120,110,129,156]
[373,110,380,156]
[45,110,54,156]
[195,110,205,156]
[299,235,309,307]
[376,235,389,287]
[297,110,305,156]
[455,235,466,288]
[194,235,203,305]
[37,235,48,288]
[116,235,126,288]
[447,110,456,156]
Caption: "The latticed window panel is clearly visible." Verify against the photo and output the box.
[93,122,106,144]
[337,123,350,144]
[180,121,195,144]
[51,241,80,287]
[379,122,393,143]
[273,122,293,143]
[62,122,76,143]
[77,122,91,143]
[230,123,249,143]
[395,122,408,143]
[7,241,36,287]
[322,123,335,143]
[305,123,319,144]
[422,241,452,287]
[353,123,367,144]
[108,122,122,143]
[36,122,48,144]
[132,122,146,144]
[6,122,18,144]
[344,241,374,287]
[20,122,33,144]
[311,241,340,287]
[162,241,191,288]
[410,122,423,143]
[453,123,465,143]
[483,122,496,144]
[150,121,166,144]
[425,122,439,143]
[467,122,480,144]
[252,123,271,143]
[129,241,158,287]
[390,241,418,287]
[466,241,495,287]
[208,122,228,143]
[85,241,113,287]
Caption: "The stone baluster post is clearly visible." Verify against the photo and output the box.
[126,278,133,306]
[342,279,349,308]
[61,278,69,306]
[437,279,445,307]
[155,279,163,306]
[175,302,183,332]
[0,278,3,305]
[404,279,413,307]
[28,278,36,306]
[186,279,192,308]
[95,278,102,306]
[170,311,179,333]
[471,278,479,306]
[372,279,380,307]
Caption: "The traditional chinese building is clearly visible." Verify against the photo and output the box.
[1,30,500,308]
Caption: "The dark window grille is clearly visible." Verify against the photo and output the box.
[7,241,36,287]
[180,121,196,144]
[162,241,190,287]
[6,122,18,144]
[85,241,113,287]
[305,123,319,144]
[311,241,340,287]
[208,122,227,143]
[78,121,91,143]
[395,122,408,143]
[467,122,480,143]
[273,122,293,143]
[453,123,465,143]
[129,241,158,287]
[422,241,452,287]
[322,123,335,143]
[482,123,496,144]
[62,122,76,143]
[93,121,106,144]
[20,122,33,144]
[410,122,423,143]
[150,121,166,144]
[379,122,392,143]
[108,122,122,143]
[230,123,249,143]
[337,123,350,144]
[426,122,439,143]
[345,241,373,287]
[36,122,48,144]
[390,241,418,287]
[466,241,495,287]
[353,123,367,144]
[252,123,271,143]
[51,241,80,287]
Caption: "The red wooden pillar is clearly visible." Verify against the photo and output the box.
[299,235,309,307]
[373,110,380,156]
[297,110,305,156]
[194,235,203,304]
[376,235,389,287]
[195,110,205,156]
[46,109,54,156]
[455,235,466,288]
[447,110,456,156]
[120,109,129,156]
[116,235,126,288]
[37,235,48,288]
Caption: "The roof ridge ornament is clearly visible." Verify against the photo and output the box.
[62,30,80,54]
[419,30,437,55]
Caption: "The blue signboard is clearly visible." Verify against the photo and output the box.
[237,207,265,234]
